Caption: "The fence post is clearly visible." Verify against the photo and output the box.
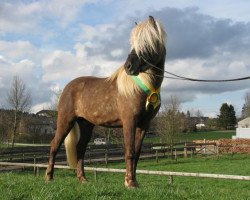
[184,143,187,158]
[231,141,235,157]
[94,170,97,182]
[216,144,219,159]
[88,146,91,164]
[33,155,37,176]
[22,154,25,171]
[163,144,166,157]
[169,175,173,185]
[105,147,108,168]
[203,139,206,155]
[156,150,159,163]
[174,149,177,161]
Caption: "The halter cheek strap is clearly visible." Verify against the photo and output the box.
[131,76,161,110]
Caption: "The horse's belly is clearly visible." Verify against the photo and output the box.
[76,96,121,126]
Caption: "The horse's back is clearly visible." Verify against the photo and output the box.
[59,76,121,126]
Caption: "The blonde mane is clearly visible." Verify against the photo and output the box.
[108,65,155,97]
[131,17,166,56]
[107,17,166,97]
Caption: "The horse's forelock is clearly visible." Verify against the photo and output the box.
[130,18,166,56]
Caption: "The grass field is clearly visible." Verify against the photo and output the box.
[0,154,249,200]
[179,130,236,141]
[144,130,236,143]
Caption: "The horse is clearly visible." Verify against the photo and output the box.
[45,16,167,188]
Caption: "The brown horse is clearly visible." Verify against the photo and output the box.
[45,16,167,188]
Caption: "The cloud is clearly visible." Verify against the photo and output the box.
[70,7,250,105]
[0,55,52,109]
[1,2,250,113]
[0,0,93,35]
[0,40,42,62]
[152,7,250,60]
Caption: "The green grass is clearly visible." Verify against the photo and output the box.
[1,154,249,200]
[179,130,236,142]
[144,130,236,144]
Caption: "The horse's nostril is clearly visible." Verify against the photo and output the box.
[127,63,132,70]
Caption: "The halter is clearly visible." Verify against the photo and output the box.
[125,50,163,110]
[131,75,161,110]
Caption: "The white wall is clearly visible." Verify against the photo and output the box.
[234,128,250,139]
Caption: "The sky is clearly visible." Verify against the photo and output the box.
[0,0,250,117]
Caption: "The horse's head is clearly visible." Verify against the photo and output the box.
[124,16,166,76]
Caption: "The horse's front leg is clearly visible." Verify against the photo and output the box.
[133,127,146,182]
[123,120,138,188]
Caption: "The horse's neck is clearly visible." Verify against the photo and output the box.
[151,59,165,90]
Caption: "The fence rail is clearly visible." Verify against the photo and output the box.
[0,142,216,164]
[3,141,245,166]
[0,161,250,181]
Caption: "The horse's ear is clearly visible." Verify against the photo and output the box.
[149,16,157,29]
[149,16,155,23]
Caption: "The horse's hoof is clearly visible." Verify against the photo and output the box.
[78,177,88,184]
[125,180,139,189]
[44,175,53,182]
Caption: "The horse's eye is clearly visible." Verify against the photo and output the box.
[135,22,138,26]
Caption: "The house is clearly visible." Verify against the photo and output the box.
[233,117,250,139]
[238,117,250,128]
[28,116,56,135]
[26,110,57,136]
[196,123,205,129]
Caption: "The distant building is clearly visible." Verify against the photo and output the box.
[29,110,57,135]
[238,117,250,128]
[36,110,57,118]
[196,123,205,129]
[233,117,250,139]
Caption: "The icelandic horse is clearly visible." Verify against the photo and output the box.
[45,16,167,188]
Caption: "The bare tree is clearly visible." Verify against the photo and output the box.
[0,110,11,144]
[46,88,62,119]
[242,91,250,118]
[48,88,62,111]
[156,96,185,158]
[6,76,32,147]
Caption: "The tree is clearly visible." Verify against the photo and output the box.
[46,88,62,119]
[218,103,236,130]
[0,109,12,144]
[6,76,32,147]
[156,96,185,158]
[241,91,250,118]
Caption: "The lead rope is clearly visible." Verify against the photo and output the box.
[140,56,250,82]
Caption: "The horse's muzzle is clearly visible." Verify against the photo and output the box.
[124,63,140,75]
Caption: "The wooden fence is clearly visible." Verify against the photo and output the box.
[0,142,223,165]
[0,162,249,183]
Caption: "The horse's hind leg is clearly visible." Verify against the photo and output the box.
[45,114,75,181]
[76,118,94,183]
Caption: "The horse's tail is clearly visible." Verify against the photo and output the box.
[64,123,80,169]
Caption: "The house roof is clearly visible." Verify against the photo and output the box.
[36,110,57,117]
[238,117,250,126]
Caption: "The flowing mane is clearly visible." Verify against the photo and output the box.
[131,17,166,56]
[107,66,155,97]
[107,17,166,97]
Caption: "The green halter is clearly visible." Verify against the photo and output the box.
[131,76,161,110]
